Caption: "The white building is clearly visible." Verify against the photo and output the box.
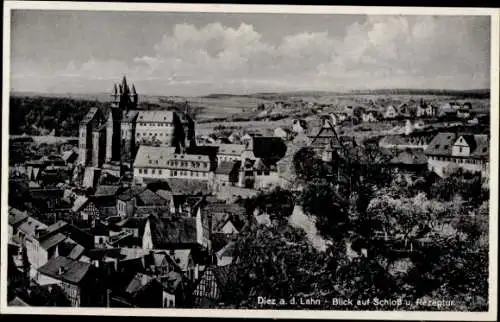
[425,132,489,178]
[135,111,177,147]
[133,145,214,184]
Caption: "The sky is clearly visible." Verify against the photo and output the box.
[10,10,491,96]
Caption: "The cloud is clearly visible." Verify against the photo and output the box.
[11,15,490,94]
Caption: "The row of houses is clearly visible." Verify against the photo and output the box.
[8,185,253,308]
[326,100,478,125]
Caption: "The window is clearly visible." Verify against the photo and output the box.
[264,171,270,176]
[152,169,156,174]
[159,170,162,175]
[144,169,148,174]
[149,160,152,164]
[459,147,463,153]
[256,171,262,175]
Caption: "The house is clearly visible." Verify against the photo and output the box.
[204,202,247,235]
[237,136,287,189]
[362,109,382,123]
[291,119,308,134]
[110,272,165,308]
[142,210,210,250]
[387,149,428,173]
[227,132,241,144]
[192,265,238,307]
[72,195,100,223]
[116,185,169,218]
[23,220,90,277]
[425,132,489,178]
[215,241,240,267]
[36,256,103,307]
[8,208,29,241]
[330,113,348,126]
[384,103,415,120]
[148,251,177,278]
[17,215,48,245]
[133,146,215,184]
[165,249,201,282]
[273,127,293,141]
[62,150,78,166]
[457,108,473,119]
[416,100,438,118]
[215,143,246,164]
[214,161,240,190]
[160,270,193,308]
[437,104,458,119]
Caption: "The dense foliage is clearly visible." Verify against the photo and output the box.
[228,142,489,311]
[10,96,108,136]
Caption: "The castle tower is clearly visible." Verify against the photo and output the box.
[105,84,119,163]
[130,84,138,109]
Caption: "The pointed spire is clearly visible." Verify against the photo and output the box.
[122,76,129,94]
[113,83,118,95]
[131,84,136,94]
[119,84,123,94]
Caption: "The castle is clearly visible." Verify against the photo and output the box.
[77,76,195,174]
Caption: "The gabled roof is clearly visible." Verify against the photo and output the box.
[61,150,76,162]
[137,110,174,123]
[162,271,184,293]
[217,144,246,156]
[168,249,191,271]
[148,215,198,248]
[67,244,85,260]
[94,185,121,197]
[125,273,156,294]
[8,297,29,306]
[117,185,146,201]
[136,189,168,206]
[38,256,92,285]
[216,241,238,259]
[425,132,489,158]
[204,265,239,296]
[39,233,68,250]
[71,196,89,212]
[215,161,239,175]
[18,216,48,237]
[8,208,29,226]
[42,221,68,237]
[389,150,428,165]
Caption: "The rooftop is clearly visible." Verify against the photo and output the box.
[137,110,174,123]
[215,161,239,175]
[8,208,29,226]
[37,256,92,285]
[217,144,246,156]
[39,233,68,250]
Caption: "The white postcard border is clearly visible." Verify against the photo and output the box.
[1,2,499,320]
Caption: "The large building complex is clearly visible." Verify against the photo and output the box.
[77,77,195,173]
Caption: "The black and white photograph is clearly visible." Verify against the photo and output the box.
[1,2,498,320]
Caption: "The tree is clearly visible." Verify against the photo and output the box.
[292,147,328,181]
[300,179,349,240]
